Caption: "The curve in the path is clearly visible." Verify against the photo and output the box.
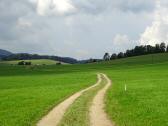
[90,73,113,126]
[37,74,102,126]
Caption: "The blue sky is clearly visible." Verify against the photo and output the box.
[0,0,168,59]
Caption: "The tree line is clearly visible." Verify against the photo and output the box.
[103,42,168,61]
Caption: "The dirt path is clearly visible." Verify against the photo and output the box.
[90,73,113,126]
[37,74,102,126]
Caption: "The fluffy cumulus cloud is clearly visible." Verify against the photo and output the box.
[37,0,76,16]
[140,0,168,45]
[0,0,166,59]
[112,34,138,52]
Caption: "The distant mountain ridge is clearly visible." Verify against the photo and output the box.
[0,49,13,59]
[0,49,78,64]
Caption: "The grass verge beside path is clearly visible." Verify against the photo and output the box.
[58,74,106,126]
[0,72,96,126]
[105,63,168,126]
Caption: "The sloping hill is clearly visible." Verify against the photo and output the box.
[2,53,78,64]
[98,53,168,66]
[0,49,12,59]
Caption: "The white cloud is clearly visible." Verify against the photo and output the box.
[140,0,168,45]
[29,0,37,3]
[111,34,139,53]
[36,0,155,16]
[37,0,76,16]
[17,18,32,28]
[0,0,159,59]
[113,34,130,46]
[76,50,90,59]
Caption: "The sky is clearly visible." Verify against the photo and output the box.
[0,0,168,59]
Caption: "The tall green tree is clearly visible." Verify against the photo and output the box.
[110,53,117,60]
[103,53,110,61]
[160,42,166,52]
[117,52,124,59]
[155,44,161,53]
[146,45,155,54]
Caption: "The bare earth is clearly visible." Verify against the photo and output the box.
[90,73,113,126]
[37,74,102,126]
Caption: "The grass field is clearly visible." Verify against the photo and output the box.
[0,66,96,126]
[105,62,168,126]
[0,59,68,65]
[0,53,168,126]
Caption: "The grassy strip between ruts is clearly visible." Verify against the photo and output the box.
[58,74,107,126]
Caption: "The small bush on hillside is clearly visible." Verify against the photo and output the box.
[18,61,25,65]
[56,62,62,65]
[18,61,31,65]
[25,62,31,65]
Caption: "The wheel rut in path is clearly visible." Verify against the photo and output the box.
[89,73,113,126]
[37,74,102,126]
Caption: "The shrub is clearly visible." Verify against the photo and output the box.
[56,62,61,65]
[25,62,31,65]
[18,61,25,65]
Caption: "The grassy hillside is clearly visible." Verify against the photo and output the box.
[99,53,168,66]
[105,62,168,126]
[0,49,12,59]
[0,59,68,65]
[99,53,168,126]
[0,53,168,126]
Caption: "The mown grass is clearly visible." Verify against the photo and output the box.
[0,69,96,126]
[58,75,106,126]
[0,59,68,65]
[99,53,168,66]
[0,53,168,126]
[105,61,168,126]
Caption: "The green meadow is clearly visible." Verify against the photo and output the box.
[0,66,96,126]
[105,60,168,126]
[0,53,168,126]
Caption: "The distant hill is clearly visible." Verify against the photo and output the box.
[79,59,102,64]
[0,49,13,59]
[0,49,78,64]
